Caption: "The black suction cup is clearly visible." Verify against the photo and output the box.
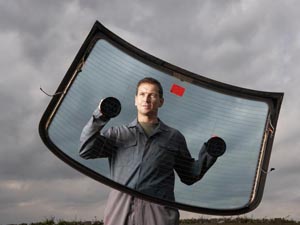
[206,136,226,157]
[99,97,121,118]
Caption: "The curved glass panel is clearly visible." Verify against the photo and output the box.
[39,21,283,215]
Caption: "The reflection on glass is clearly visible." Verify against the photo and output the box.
[48,39,269,210]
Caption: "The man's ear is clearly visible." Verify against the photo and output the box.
[134,95,137,107]
[159,97,164,107]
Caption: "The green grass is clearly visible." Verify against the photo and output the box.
[7,217,300,225]
[180,217,300,225]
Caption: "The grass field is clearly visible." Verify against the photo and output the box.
[180,217,300,225]
[9,217,300,225]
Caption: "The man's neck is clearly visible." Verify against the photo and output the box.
[137,115,159,124]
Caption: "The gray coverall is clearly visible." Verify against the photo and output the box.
[79,109,218,225]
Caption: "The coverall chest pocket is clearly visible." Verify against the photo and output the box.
[115,140,137,166]
[156,144,177,166]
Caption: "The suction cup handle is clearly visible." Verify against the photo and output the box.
[206,136,226,157]
[99,97,121,119]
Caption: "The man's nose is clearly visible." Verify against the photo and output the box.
[144,95,151,102]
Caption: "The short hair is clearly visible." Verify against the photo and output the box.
[136,77,164,98]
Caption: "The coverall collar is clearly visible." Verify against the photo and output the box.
[128,118,170,134]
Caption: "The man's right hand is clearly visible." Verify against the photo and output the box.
[98,97,121,120]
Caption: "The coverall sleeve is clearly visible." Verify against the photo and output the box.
[79,108,116,159]
[174,132,217,185]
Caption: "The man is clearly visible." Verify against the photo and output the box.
[79,77,221,225]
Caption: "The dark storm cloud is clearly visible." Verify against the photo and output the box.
[0,89,82,181]
[0,1,113,222]
[0,178,110,224]
[107,0,300,91]
[0,1,67,64]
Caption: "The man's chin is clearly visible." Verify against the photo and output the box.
[140,111,157,117]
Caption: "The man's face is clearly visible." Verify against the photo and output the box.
[135,82,164,117]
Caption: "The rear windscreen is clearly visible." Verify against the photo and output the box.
[47,38,270,210]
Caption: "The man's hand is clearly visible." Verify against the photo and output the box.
[205,136,226,157]
[98,97,121,121]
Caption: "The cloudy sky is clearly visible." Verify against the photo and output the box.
[0,0,299,224]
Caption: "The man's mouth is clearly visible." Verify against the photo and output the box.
[142,104,150,109]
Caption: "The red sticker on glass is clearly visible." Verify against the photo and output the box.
[170,84,185,97]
